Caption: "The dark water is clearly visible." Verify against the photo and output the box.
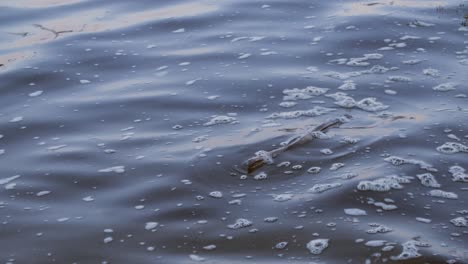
[1,0,468,263]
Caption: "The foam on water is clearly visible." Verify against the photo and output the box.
[366,223,392,234]
[309,183,342,193]
[282,86,329,101]
[416,173,441,188]
[384,156,437,172]
[204,115,237,126]
[449,165,468,182]
[227,218,253,229]
[391,240,430,261]
[428,189,458,200]
[344,208,367,216]
[433,82,458,91]
[436,142,468,154]
[306,239,329,255]
[357,175,412,192]
[450,217,467,227]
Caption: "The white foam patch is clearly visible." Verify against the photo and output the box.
[254,171,268,180]
[272,194,293,202]
[0,175,21,185]
[433,82,458,91]
[306,239,329,254]
[391,240,430,260]
[227,218,252,229]
[416,173,440,188]
[449,165,468,182]
[436,142,468,154]
[384,156,437,172]
[189,254,205,262]
[356,97,389,112]
[330,163,345,171]
[366,223,392,234]
[422,68,440,77]
[346,53,383,67]
[145,222,159,230]
[29,90,43,97]
[325,93,388,112]
[450,217,467,227]
[338,81,356,90]
[323,65,394,80]
[365,240,387,247]
[279,101,297,108]
[309,182,342,193]
[267,106,335,119]
[204,115,237,126]
[373,202,397,211]
[282,86,329,100]
[98,166,125,173]
[387,76,412,82]
[209,191,223,198]
[307,166,321,174]
[36,191,51,197]
[344,208,367,216]
[253,150,274,164]
[428,189,458,199]
[275,241,288,249]
[357,175,412,192]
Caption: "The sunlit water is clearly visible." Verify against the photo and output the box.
[1,0,468,263]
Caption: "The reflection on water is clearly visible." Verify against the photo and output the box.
[1,0,468,263]
[337,0,449,16]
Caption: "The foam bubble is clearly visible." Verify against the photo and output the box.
[282,86,329,100]
[450,217,467,227]
[309,183,342,193]
[145,222,158,230]
[436,142,468,154]
[373,202,397,211]
[449,165,468,182]
[365,240,387,247]
[275,241,288,249]
[307,167,321,174]
[357,175,412,192]
[388,76,412,82]
[366,223,392,234]
[253,150,274,164]
[306,239,329,255]
[422,68,440,77]
[98,166,125,173]
[189,254,205,262]
[416,173,440,188]
[320,148,333,155]
[279,101,297,108]
[209,191,223,198]
[227,218,252,229]
[433,82,457,91]
[204,115,237,126]
[338,81,356,90]
[330,163,345,171]
[29,90,43,97]
[344,208,367,216]
[356,97,389,112]
[384,156,437,172]
[272,194,293,202]
[391,240,430,260]
[428,189,458,199]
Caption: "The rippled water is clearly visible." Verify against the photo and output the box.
[1,0,468,263]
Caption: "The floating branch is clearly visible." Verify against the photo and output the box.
[239,114,352,174]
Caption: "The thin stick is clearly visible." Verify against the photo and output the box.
[239,114,352,174]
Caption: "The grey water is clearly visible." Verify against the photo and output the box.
[1,0,468,263]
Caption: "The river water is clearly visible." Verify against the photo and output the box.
[1,0,468,263]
